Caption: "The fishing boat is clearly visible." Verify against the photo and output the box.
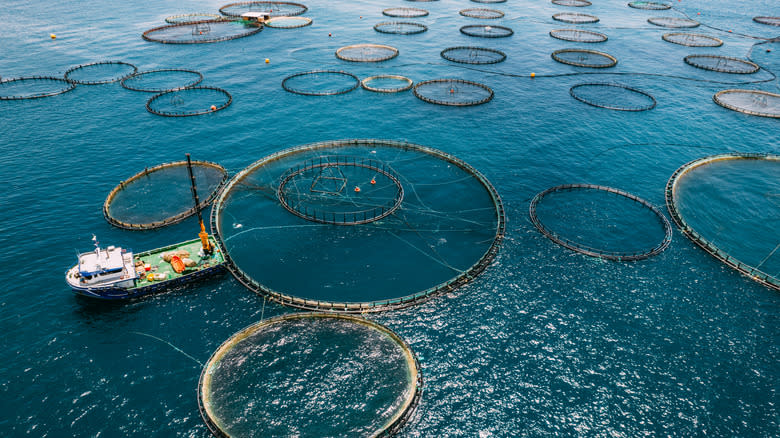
[65,154,226,299]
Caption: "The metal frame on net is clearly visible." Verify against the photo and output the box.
[103,160,228,230]
[197,312,424,437]
[361,74,414,93]
[383,7,429,18]
[120,69,204,93]
[281,70,360,95]
[549,28,608,43]
[460,24,514,38]
[219,1,308,17]
[146,86,233,117]
[413,79,495,106]
[662,32,723,47]
[551,49,617,68]
[335,44,400,62]
[569,82,656,111]
[529,184,673,261]
[683,55,760,74]
[142,19,262,44]
[374,21,428,35]
[265,16,312,28]
[552,12,599,23]
[552,0,592,7]
[665,153,780,291]
[752,16,780,26]
[627,1,671,10]
[165,13,222,24]
[647,17,700,28]
[64,61,138,85]
[713,89,780,118]
[459,8,505,19]
[440,46,507,65]
[210,139,506,313]
[0,76,76,100]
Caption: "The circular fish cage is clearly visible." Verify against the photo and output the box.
[0,76,76,100]
[662,32,723,47]
[441,46,507,64]
[281,70,360,96]
[211,139,505,312]
[683,55,760,74]
[120,69,203,93]
[552,12,599,24]
[64,61,137,85]
[460,24,514,38]
[549,28,608,43]
[470,0,507,3]
[142,20,262,44]
[665,153,780,291]
[219,1,308,18]
[627,1,670,10]
[648,17,699,28]
[551,49,617,68]
[753,16,780,26]
[103,160,228,230]
[383,7,429,18]
[712,89,780,118]
[530,184,672,261]
[460,8,505,19]
[165,13,222,24]
[336,44,399,62]
[374,21,428,35]
[265,16,312,28]
[414,79,494,106]
[146,86,232,117]
[361,75,414,93]
[198,313,423,437]
[570,83,656,111]
[552,0,592,7]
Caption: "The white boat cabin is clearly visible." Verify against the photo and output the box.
[74,246,137,287]
[241,11,270,26]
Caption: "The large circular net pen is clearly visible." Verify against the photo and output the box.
[198,313,423,437]
[120,69,203,93]
[552,0,592,7]
[64,61,137,85]
[665,153,780,291]
[0,77,75,100]
[336,44,399,62]
[281,70,360,95]
[713,89,780,118]
[460,8,505,19]
[165,13,222,24]
[374,21,428,35]
[551,49,617,68]
[361,75,413,93]
[460,24,513,38]
[648,17,699,28]
[146,87,232,117]
[441,47,507,65]
[662,32,723,47]
[383,7,429,18]
[414,79,494,106]
[103,160,228,230]
[265,16,312,28]
[142,20,262,44]
[570,83,656,111]
[549,28,608,43]
[627,1,670,10]
[683,55,760,74]
[219,1,307,17]
[753,16,780,26]
[552,12,599,24]
[530,184,672,261]
[470,0,506,3]
[210,139,505,312]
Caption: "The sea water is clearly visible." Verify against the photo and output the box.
[0,0,777,436]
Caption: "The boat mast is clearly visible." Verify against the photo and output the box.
[186,153,213,254]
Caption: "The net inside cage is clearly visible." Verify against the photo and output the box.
[441,47,507,64]
[648,17,699,28]
[374,21,428,35]
[64,61,138,84]
[627,1,670,10]
[713,90,780,118]
[265,16,312,28]
[146,87,232,117]
[552,12,599,23]
[120,69,203,93]
[570,83,656,111]
[0,77,75,100]
[459,8,505,19]
[361,75,414,93]
[414,79,494,106]
[753,16,780,26]
[552,49,617,68]
[142,20,262,44]
[165,13,222,24]
[336,44,399,62]
[662,32,722,47]
[383,7,429,18]
[552,0,592,7]
[219,1,308,17]
[460,24,514,38]
[282,70,360,95]
[549,28,607,42]
[684,55,759,74]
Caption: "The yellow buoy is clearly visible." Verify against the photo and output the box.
[265,58,270,63]
[50,34,56,39]
[530,72,535,78]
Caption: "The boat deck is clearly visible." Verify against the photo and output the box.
[131,238,225,289]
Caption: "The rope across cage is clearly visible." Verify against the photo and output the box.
[460,8,505,19]
[549,28,608,43]
[552,0,592,7]
[265,16,312,28]
[103,160,228,230]
[460,24,514,38]
[165,13,222,24]
[552,12,599,24]
[146,86,232,117]
[218,1,308,17]
[662,32,723,47]
[627,1,670,10]
[0,76,76,100]
[64,61,138,85]
[441,47,507,65]
[551,49,617,68]
[374,21,428,35]
[120,69,204,93]
[336,44,399,62]
[529,184,673,261]
[648,17,699,28]
[361,75,414,93]
[569,82,656,111]
[665,153,780,291]
[383,7,429,18]
[712,89,780,118]
[414,79,494,106]
[142,19,263,44]
[683,55,760,74]
[281,70,360,95]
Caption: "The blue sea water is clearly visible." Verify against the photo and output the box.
[0,0,778,436]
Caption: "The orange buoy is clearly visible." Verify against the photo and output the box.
[449,88,455,94]
[50,34,56,39]
[354,186,361,193]
[210,105,217,111]
[530,72,535,78]
[265,58,270,63]
[370,179,376,185]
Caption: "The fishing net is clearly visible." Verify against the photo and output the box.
[549,28,608,43]
[198,313,422,437]
[414,79,494,106]
[374,21,428,35]
[665,153,780,290]
[712,89,780,118]
[165,13,222,24]
[120,69,203,93]
[404,0,437,2]
[552,12,599,23]
[146,87,232,117]
[570,82,656,111]
[361,75,414,93]
[753,16,780,26]
[441,46,506,64]
[219,1,308,17]
[552,0,592,7]
[383,7,429,18]
[335,44,399,62]
[0,77,75,100]
[64,61,137,85]
[211,139,505,311]
[530,184,672,261]
[551,49,617,68]
[684,55,760,74]
[470,0,506,3]
[460,8,505,19]
[627,1,670,10]
[648,17,699,28]
[104,160,228,230]
[662,32,723,47]
[460,24,514,38]
[142,20,262,44]
[265,16,312,28]
[281,70,360,95]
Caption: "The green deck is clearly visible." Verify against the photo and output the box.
[131,237,225,289]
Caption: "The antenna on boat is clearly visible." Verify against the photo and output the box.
[186,153,213,254]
